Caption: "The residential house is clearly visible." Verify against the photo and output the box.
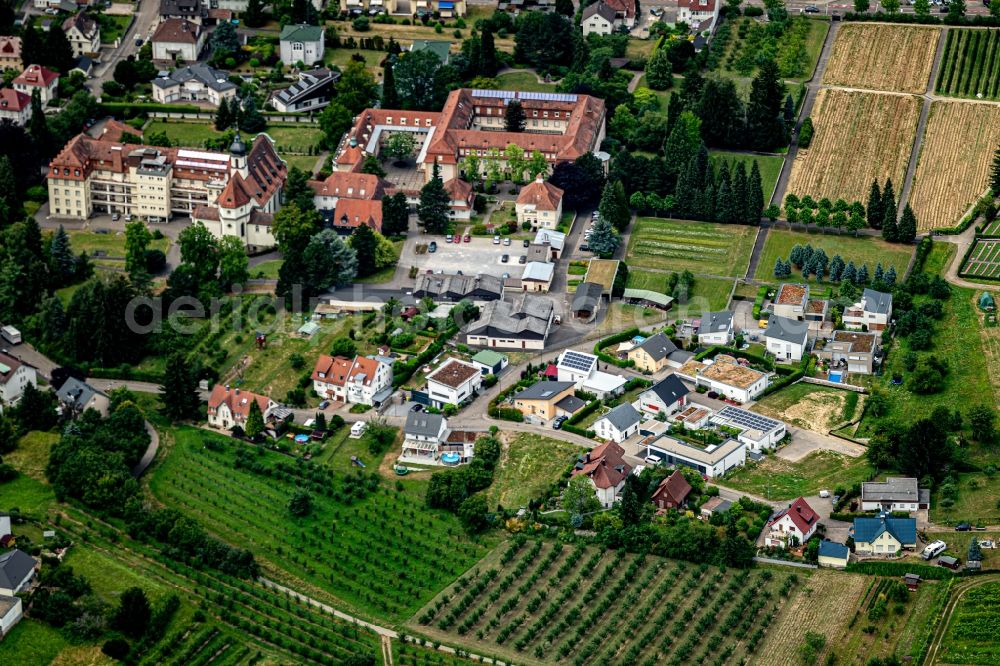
[817,330,879,375]
[572,441,632,507]
[581,1,617,36]
[604,0,637,26]
[0,88,30,127]
[152,63,239,106]
[0,595,22,638]
[280,24,325,66]
[464,294,555,350]
[772,283,809,320]
[636,374,690,417]
[709,405,786,452]
[55,377,110,417]
[0,37,22,70]
[676,0,719,29]
[159,0,207,23]
[571,282,604,322]
[697,311,735,346]
[843,288,893,332]
[593,402,642,443]
[629,332,693,373]
[853,513,918,556]
[764,315,809,362]
[555,349,626,398]
[206,385,275,430]
[13,64,59,106]
[645,435,746,478]
[271,68,340,113]
[401,411,449,462]
[151,19,206,62]
[0,549,36,596]
[311,355,393,406]
[471,349,508,376]
[805,298,829,324]
[555,394,587,418]
[669,405,712,430]
[676,355,769,403]
[512,380,576,422]
[860,477,930,512]
[329,198,383,235]
[414,273,503,301]
[444,178,475,221]
[765,497,819,548]
[700,496,731,518]
[62,12,100,57]
[651,469,692,510]
[426,358,482,408]
[516,175,564,229]
[0,351,36,410]
[818,540,850,569]
[413,0,467,17]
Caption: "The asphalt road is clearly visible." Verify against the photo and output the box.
[90,0,162,95]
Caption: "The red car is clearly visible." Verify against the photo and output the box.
[463,234,471,242]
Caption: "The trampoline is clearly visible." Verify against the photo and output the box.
[441,452,461,465]
[294,434,310,443]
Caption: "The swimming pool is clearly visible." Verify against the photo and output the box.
[828,371,843,383]
[441,452,461,465]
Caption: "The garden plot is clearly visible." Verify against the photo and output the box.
[934,580,1000,664]
[936,28,1000,100]
[410,539,792,666]
[961,238,1000,279]
[625,217,756,277]
[822,23,940,93]
[909,101,1000,231]
[786,89,921,205]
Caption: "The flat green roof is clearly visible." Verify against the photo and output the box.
[623,288,673,307]
[471,349,507,366]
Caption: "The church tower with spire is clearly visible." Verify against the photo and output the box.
[229,131,249,179]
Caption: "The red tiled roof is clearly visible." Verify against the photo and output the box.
[100,119,141,142]
[677,0,716,10]
[0,36,22,59]
[517,177,564,211]
[312,355,354,386]
[0,88,30,112]
[207,384,271,420]
[14,64,59,88]
[573,441,631,490]
[308,171,386,199]
[349,356,381,386]
[768,497,818,534]
[604,0,637,18]
[652,470,692,507]
[0,350,29,385]
[333,198,382,233]
[218,173,252,209]
[444,177,473,203]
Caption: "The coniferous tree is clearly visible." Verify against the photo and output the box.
[991,144,1000,193]
[27,90,50,158]
[480,28,498,77]
[245,399,265,439]
[504,99,526,132]
[829,255,845,282]
[885,266,897,286]
[867,180,883,229]
[717,180,738,224]
[773,257,785,277]
[857,263,869,285]
[381,192,409,237]
[48,225,75,286]
[789,244,803,267]
[244,0,266,27]
[717,160,731,190]
[733,161,750,223]
[897,204,917,243]
[214,97,232,130]
[349,223,379,278]
[748,160,765,223]
[874,263,884,284]
[843,261,857,284]
[881,178,898,242]
[417,164,450,234]
[381,57,399,109]
[160,352,201,421]
[746,59,787,151]
[555,0,574,15]
[0,155,17,226]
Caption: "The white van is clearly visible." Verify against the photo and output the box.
[819,490,831,498]
[922,540,947,560]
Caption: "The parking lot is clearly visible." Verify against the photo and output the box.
[398,234,532,280]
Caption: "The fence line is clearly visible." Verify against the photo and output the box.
[753,556,818,569]
[801,376,867,393]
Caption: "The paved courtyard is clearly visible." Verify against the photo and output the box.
[398,235,531,280]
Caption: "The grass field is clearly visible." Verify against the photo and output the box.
[909,101,1000,231]
[753,228,913,283]
[6,431,59,482]
[710,151,784,205]
[938,580,1000,664]
[822,23,940,93]
[149,425,495,622]
[251,259,283,279]
[960,238,1000,278]
[484,432,584,512]
[931,472,1000,525]
[496,71,557,93]
[280,153,321,174]
[936,28,1000,100]
[625,272,735,313]
[0,619,69,665]
[721,16,829,82]
[410,540,792,666]
[719,450,874,501]
[65,230,171,268]
[786,89,921,204]
[145,122,324,154]
[626,217,757,277]
[752,383,865,432]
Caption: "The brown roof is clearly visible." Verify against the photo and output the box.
[776,283,807,306]
[517,176,564,211]
[192,205,220,221]
[604,0,637,17]
[832,330,875,353]
[697,356,766,390]
[0,37,22,59]
[652,470,692,506]
[14,64,59,88]
[677,0,716,10]
[573,441,631,489]
[219,173,252,208]
[332,198,382,233]
[99,119,141,142]
[348,356,382,386]
[768,497,818,534]
[63,12,99,40]
[308,171,386,199]
[806,299,828,315]
[312,355,354,386]
[427,359,480,389]
[152,18,202,45]
[444,177,473,204]
[207,384,271,420]
[0,350,28,385]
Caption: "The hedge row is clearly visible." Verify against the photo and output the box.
[845,11,1000,27]
[594,327,641,368]
[752,286,768,320]
[392,324,458,388]
[844,561,956,580]
[562,424,596,439]
[567,398,602,426]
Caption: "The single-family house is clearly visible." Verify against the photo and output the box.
[401,411,449,462]
[206,385,275,430]
[843,288,893,332]
[677,0,719,29]
[853,514,918,556]
[0,37,22,70]
[773,283,809,320]
[628,332,692,373]
[426,359,482,408]
[464,294,555,350]
[555,394,587,418]
[817,330,879,375]
[805,298,829,324]
[62,12,100,57]
[312,355,394,406]
[603,0,637,26]
[512,380,576,422]
[521,261,555,292]
[645,435,746,478]
[0,549,36,597]
[56,377,110,418]
[572,441,632,507]
[571,282,604,322]
[636,374,690,417]
[764,497,819,548]
[860,477,930,513]
[582,2,617,36]
[593,402,642,443]
[555,349,627,398]
[470,349,508,376]
[152,63,239,106]
[516,175,564,228]
[670,405,712,429]
[280,23,325,66]
[818,540,850,568]
[700,496,731,518]
[0,351,36,409]
[0,595,23,638]
[709,405,786,452]
[444,178,475,221]
[651,470,692,510]
[271,68,340,113]
[151,19,206,62]
[697,311,735,346]
[764,315,809,362]
[13,64,59,106]
[676,355,769,403]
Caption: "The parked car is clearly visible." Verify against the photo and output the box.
[410,404,424,412]
[463,234,471,242]
[955,522,972,531]
[428,241,437,253]
[493,235,501,244]
[644,455,661,465]
[553,415,568,429]
[445,234,453,243]
[523,239,530,247]
[980,539,996,549]
[922,540,947,560]
[519,255,527,264]
[503,237,511,246]
[707,391,719,399]
[501,254,509,263]
[318,400,330,410]
[803,4,819,11]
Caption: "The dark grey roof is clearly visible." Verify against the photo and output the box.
[571,282,603,311]
[0,549,35,591]
[599,402,641,431]
[861,477,922,503]
[404,411,445,438]
[415,273,503,300]
[159,0,206,18]
[764,315,809,346]
[635,332,678,361]
[863,288,893,315]
[555,394,586,413]
[274,68,339,106]
[583,1,617,22]
[514,380,575,401]
[668,350,694,364]
[55,377,105,411]
[466,295,553,339]
[153,63,238,92]
[698,311,733,336]
[646,374,690,406]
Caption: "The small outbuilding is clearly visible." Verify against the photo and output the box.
[817,540,850,569]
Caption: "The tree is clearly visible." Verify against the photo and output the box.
[915,0,931,17]
[513,11,573,68]
[218,236,249,289]
[897,204,917,243]
[300,230,358,293]
[563,475,601,516]
[480,28,498,78]
[381,57,398,109]
[238,96,266,133]
[969,537,984,562]
[458,494,489,533]
[382,192,409,237]
[337,61,379,115]
[867,179,883,229]
[418,164,450,234]
[555,0,574,15]
[883,0,900,13]
[598,180,630,231]
[349,224,380,277]
[526,150,548,180]
[178,222,221,289]
[968,404,997,444]
[663,112,703,176]
[27,90,50,158]
[272,203,321,256]
[318,101,353,150]
[288,490,313,517]
[645,46,673,90]
[0,155,18,225]
[284,166,316,211]
[124,221,152,288]
[244,0,266,27]
[211,21,241,59]
[882,179,898,242]
[48,225,76,286]
[215,97,233,131]
[505,99,526,133]
[588,217,621,257]
[854,0,870,10]
[245,399,265,439]
[383,132,416,164]
[746,59,787,151]
[160,352,200,421]
[948,0,966,20]
[393,49,444,111]
[114,588,151,639]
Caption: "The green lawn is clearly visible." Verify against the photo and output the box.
[97,13,131,45]
[626,217,758,277]
[0,619,68,665]
[355,240,403,284]
[64,545,176,605]
[626,271,735,313]
[496,71,557,93]
[65,230,170,268]
[753,228,914,283]
[710,151,784,206]
[55,281,86,305]
[720,450,874,501]
[279,153,320,174]
[5,431,59,482]
[252,259,282,279]
[484,433,585,511]
[635,73,674,109]
[146,122,323,154]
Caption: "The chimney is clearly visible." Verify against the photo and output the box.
[235,388,240,395]
[225,384,230,391]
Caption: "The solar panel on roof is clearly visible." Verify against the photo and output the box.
[560,350,596,372]
[519,91,578,103]
[715,406,780,431]
[471,89,515,99]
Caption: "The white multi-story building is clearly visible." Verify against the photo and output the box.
[764,497,819,549]
[151,19,205,62]
[62,12,100,57]
[13,64,58,106]
[152,64,239,106]
[0,351,36,411]
[312,355,394,406]
[843,288,893,332]
[425,359,482,408]
[279,24,325,66]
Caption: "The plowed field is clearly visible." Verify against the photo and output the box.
[823,23,940,93]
